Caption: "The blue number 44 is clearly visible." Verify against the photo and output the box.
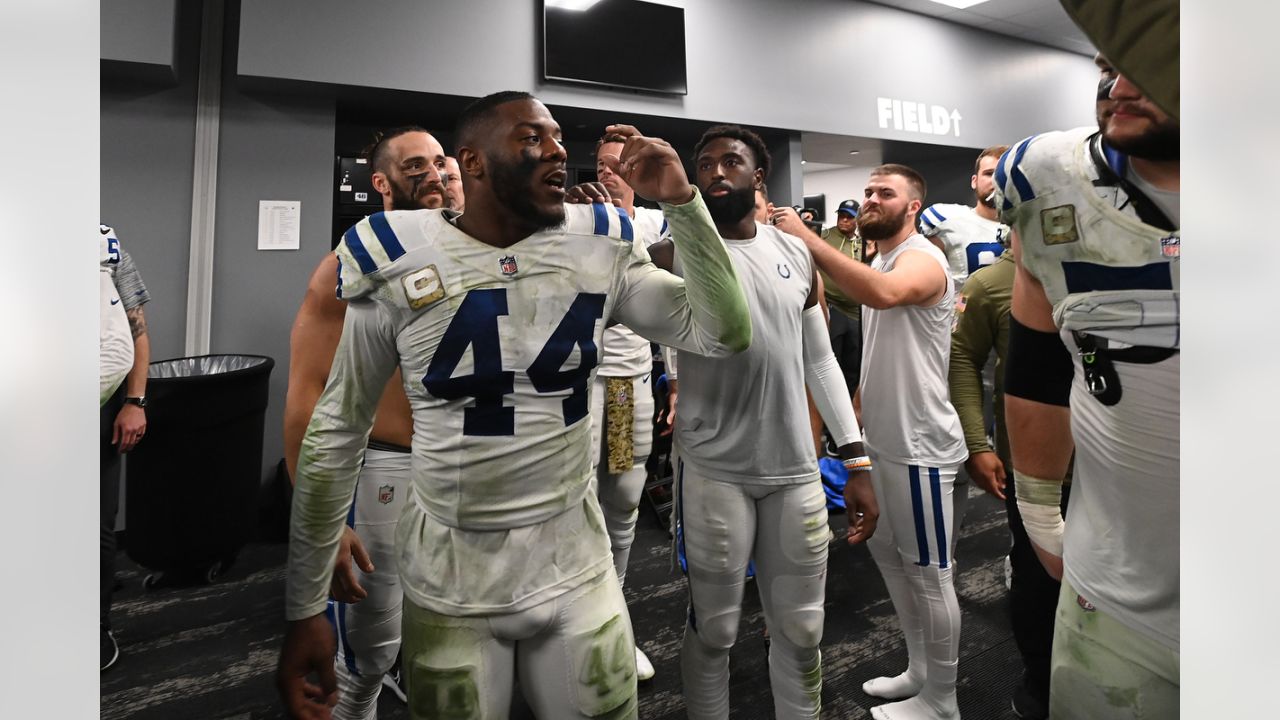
[423,289,606,436]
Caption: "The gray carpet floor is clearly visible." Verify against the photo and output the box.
[101,486,1025,719]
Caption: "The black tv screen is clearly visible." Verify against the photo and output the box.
[543,0,687,95]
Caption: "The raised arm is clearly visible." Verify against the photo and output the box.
[772,205,946,310]
[601,125,750,356]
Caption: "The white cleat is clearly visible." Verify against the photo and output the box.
[635,646,656,681]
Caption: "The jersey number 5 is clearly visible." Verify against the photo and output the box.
[423,289,606,436]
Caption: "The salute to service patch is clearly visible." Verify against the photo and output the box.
[1041,205,1080,245]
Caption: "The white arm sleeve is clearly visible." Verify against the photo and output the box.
[661,345,678,380]
[802,304,862,447]
[285,299,399,620]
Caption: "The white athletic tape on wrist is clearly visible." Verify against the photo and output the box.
[1014,471,1065,557]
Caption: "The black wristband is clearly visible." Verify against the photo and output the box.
[1005,316,1073,407]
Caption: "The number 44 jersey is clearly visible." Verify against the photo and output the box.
[287,194,749,620]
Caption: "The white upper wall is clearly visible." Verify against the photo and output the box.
[804,160,885,229]
[235,0,1098,149]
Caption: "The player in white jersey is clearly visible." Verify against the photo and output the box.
[919,146,1012,292]
[916,146,1010,560]
[803,165,967,720]
[642,125,878,720]
[276,92,752,720]
[997,54,1179,719]
[100,225,134,405]
[583,132,675,682]
[283,126,450,719]
[99,223,151,673]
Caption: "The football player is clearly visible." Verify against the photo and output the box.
[276,91,751,720]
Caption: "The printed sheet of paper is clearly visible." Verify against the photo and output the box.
[258,200,300,250]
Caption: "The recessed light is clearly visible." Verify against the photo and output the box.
[546,0,604,11]
[924,0,989,9]
[801,160,807,165]
[849,150,860,156]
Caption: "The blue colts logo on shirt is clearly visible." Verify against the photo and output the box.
[777,263,791,279]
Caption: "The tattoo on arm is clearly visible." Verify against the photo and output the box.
[127,306,148,339]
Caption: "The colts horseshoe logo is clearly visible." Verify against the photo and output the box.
[777,263,791,279]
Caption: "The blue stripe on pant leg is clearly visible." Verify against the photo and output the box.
[676,458,696,631]
[909,465,931,567]
[929,467,949,569]
[338,601,359,674]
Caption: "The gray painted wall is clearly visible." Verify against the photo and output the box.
[100,3,201,363]
[101,0,179,78]
[237,0,1097,148]
[210,75,336,482]
[102,2,337,485]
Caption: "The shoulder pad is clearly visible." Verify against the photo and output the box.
[333,210,425,299]
[919,203,959,235]
[562,202,636,243]
[994,128,1093,215]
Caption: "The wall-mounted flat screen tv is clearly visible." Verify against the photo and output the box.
[542,0,687,95]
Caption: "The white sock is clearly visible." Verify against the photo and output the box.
[870,693,960,720]
[865,536,927,700]
[872,564,961,720]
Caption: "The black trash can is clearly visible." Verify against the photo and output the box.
[125,354,274,587]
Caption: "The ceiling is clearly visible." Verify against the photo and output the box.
[864,0,1097,56]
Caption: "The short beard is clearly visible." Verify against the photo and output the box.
[704,185,756,226]
[389,177,444,211]
[977,189,997,209]
[490,152,565,231]
[857,205,910,241]
[1107,120,1180,162]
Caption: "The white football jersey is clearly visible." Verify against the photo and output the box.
[997,128,1180,349]
[996,128,1180,650]
[100,225,133,405]
[287,194,749,619]
[919,203,1009,289]
[597,206,672,378]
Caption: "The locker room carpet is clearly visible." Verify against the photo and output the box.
[101,487,1025,719]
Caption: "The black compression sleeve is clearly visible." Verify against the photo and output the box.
[1005,316,1073,407]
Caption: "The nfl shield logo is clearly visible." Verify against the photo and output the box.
[378,484,394,505]
[1160,234,1180,258]
[499,255,518,276]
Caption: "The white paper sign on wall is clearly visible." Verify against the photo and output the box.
[876,98,963,138]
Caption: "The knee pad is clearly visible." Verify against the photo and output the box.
[605,508,639,548]
[767,576,826,649]
[776,607,825,650]
[688,604,741,651]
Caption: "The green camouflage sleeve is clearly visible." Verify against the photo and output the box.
[613,188,751,356]
[949,275,997,455]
